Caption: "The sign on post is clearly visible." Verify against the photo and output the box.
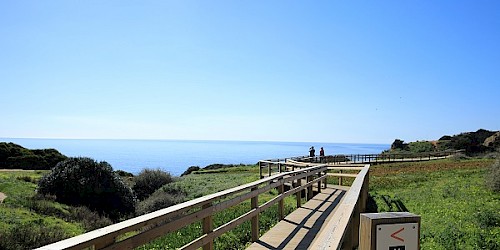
[359,212,420,250]
[376,223,419,250]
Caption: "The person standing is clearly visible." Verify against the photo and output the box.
[320,147,325,163]
[309,146,316,162]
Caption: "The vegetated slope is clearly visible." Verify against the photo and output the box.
[388,129,500,155]
[0,142,67,170]
[369,159,500,249]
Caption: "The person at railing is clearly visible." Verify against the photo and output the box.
[309,146,315,162]
[320,147,325,163]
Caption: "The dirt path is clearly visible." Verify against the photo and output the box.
[0,192,6,203]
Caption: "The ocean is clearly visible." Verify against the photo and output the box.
[1,138,389,176]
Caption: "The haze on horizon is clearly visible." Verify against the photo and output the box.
[1,1,499,144]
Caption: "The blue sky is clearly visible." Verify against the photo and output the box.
[1,1,499,143]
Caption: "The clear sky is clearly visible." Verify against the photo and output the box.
[1,1,499,144]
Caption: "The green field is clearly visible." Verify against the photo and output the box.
[369,159,500,249]
[1,159,499,249]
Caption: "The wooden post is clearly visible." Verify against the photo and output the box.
[295,178,302,208]
[324,169,328,188]
[339,170,343,186]
[317,171,322,193]
[307,174,313,200]
[278,179,285,220]
[268,163,272,177]
[251,187,259,242]
[202,203,214,250]
[278,163,282,173]
[258,162,262,179]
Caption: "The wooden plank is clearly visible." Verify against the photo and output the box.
[328,166,364,170]
[246,186,345,250]
[328,173,359,178]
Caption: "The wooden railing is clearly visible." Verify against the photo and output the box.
[259,150,463,176]
[37,165,329,250]
[313,164,370,249]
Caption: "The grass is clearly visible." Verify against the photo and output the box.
[0,170,85,250]
[369,159,500,249]
[3,159,498,249]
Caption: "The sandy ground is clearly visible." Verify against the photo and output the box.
[0,192,6,203]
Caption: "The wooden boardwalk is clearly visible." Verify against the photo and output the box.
[247,185,348,250]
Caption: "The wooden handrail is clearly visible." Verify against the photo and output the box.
[312,164,370,250]
[37,165,328,250]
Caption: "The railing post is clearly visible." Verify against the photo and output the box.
[259,162,262,179]
[317,170,322,193]
[278,163,282,173]
[295,177,302,208]
[339,169,343,186]
[268,163,272,177]
[202,203,214,250]
[307,173,313,201]
[251,187,259,242]
[278,179,285,220]
[324,169,328,188]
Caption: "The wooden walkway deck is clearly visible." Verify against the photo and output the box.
[247,185,348,250]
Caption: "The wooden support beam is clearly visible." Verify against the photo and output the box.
[295,178,302,208]
[278,181,285,220]
[202,203,214,250]
[251,187,259,242]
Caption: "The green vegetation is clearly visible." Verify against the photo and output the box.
[38,157,136,220]
[369,158,500,249]
[0,170,85,250]
[486,157,500,192]
[133,168,175,200]
[388,129,500,155]
[0,142,67,170]
[2,140,499,249]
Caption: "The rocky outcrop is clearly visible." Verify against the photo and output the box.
[483,131,500,148]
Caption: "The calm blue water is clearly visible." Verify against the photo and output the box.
[0,138,389,176]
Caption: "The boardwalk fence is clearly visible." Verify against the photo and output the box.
[37,165,330,250]
[259,150,463,178]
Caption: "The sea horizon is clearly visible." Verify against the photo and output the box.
[1,138,390,176]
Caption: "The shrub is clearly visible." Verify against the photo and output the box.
[37,157,135,220]
[115,169,134,177]
[68,206,113,231]
[133,168,174,200]
[486,157,500,192]
[136,186,186,215]
[449,152,469,161]
[408,141,435,153]
[181,166,201,176]
[0,220,71,250]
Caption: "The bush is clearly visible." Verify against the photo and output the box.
[181,166,200,176]
[136,186,186,215]
[486,157,500,192]
[0,220,71,250]
[115,169,134,177]
[408,141,435,153]
[68,206,113,231]
[37,157,135,220]
[449,152,470,161]
[133,168,174,200]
